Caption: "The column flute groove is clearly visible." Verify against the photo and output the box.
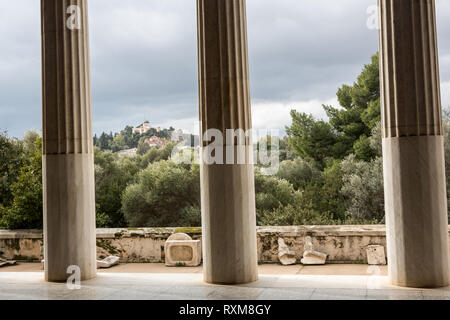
[380,0,443,138]
[41,0,96,282]
[197,0,258,284]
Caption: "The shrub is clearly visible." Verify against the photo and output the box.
[122,161,200,227]
[0,136,42,229]
[340,155,384,222]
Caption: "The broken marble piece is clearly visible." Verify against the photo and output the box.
[97,256,120,269]
[301,236,327,265]
[277,238,297,265]
[0,257,16,267]
[366,245,387,265]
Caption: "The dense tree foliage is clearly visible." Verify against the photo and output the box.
[324,53,380,160]
[286,112,340,164]
[340,155,384,222]
[287,53,380,164]
[122,161,201,227]
[0,132,24,208]
[0,132,42,229]
[94,149,140,227]
[254,168,302,223]
[95,142,176,227]
[276,158,321,190]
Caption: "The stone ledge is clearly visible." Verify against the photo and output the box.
[2,225,449,240]
[1,225,449,264]
[0,230,43,239]
[256,225,389,237]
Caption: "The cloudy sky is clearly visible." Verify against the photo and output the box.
[1,0,449,138]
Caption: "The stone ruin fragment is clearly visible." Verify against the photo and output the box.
[0,257,16,268]
[97,256,120,269]
[301,236,327,265]
[277,238,297,266]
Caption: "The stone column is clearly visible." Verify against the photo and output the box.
[197,0,258,284]
[41,0,96,282]
[379,0,449,288]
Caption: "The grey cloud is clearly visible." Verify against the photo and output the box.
[0,0,449,137]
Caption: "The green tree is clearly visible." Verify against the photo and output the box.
[254,168,302,225]
[139,143,176,169]
[137,139,151,155]
[286,111,340,164]
[22,130,41,155]
[0,135,43,229]
[340,155,384,222]
[122,161,201,227]
[96,132,113,150]
[94,148,140,227]
[120,126,139,148]
[353,134,376,161]
[276,158,321,190]
[301,160,348,222]
[109,133,127,152]
[286,54,380,163]
[0,131,24,208]
[323,53,380,160]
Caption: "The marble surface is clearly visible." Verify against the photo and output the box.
[0,271,448,300]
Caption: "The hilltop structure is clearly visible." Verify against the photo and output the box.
[133,121,151,135]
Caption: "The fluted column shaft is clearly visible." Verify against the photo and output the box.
[379,0,449,288]
[41,0,96,282]
[197,0,258,284]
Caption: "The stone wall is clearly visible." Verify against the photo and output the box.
[1,226,449,264]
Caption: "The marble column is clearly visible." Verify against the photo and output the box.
[197,0,258,284]
[379,0,449,287]
[41,0,96,282]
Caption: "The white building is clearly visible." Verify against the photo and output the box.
[133,121,151,135]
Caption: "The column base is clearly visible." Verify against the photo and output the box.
[201,163,259,285]
[383,136,450,288]
[45,274,97,283]
[43,153,97,282]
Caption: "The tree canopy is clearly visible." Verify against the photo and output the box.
[287,53,380,163]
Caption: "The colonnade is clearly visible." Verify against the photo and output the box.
[40,0,449,287]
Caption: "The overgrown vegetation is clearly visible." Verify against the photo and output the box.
[1,53,449,229]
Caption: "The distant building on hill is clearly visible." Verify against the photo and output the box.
[144,136,166,148]
[133,121,151,135]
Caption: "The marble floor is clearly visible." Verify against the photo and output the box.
[0,264,449,300]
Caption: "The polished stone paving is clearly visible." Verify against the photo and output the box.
[0,262,389,275]
[0,267,449,300]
